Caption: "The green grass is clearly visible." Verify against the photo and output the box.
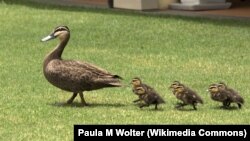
[1,0,250,140]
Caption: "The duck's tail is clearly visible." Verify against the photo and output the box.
[156,95,165,104]
[196,95,203,104]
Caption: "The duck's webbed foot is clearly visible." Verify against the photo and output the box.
[133,99,141,103]
[175,103,187,109]
[139,103,149,109]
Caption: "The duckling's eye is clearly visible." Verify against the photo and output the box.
[209,86,213,89]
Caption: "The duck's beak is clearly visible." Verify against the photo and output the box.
[41,34,55,42]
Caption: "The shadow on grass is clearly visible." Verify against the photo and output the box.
[212,105,240,110]
[147,108,165,112]
[3,0,250,28]
[135,106,165,111]
[49,101,126,108]
[175,108,198,112]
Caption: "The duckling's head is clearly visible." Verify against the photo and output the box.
[207,84,219,93]
[41,26,70,42]
[135,86,146,95]
[218,82,227,89]
[217,83,227,91]
[175,85,185,93]
[131,77,142,87]
[169,81,181,89]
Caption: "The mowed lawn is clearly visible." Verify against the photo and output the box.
[1,0,250,140]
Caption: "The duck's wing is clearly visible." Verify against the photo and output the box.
[46,60,122,87]
[186,89,203,104]
[141,83,155,93]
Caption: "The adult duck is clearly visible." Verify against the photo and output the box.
[41,26,122,106]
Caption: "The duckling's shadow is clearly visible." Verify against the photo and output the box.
[147,108,165,112]
[175,108,197,112]
[49,102,126,108]
[213,106,239,110]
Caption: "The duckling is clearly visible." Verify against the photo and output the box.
[218,82,244,109]
[41,26,123,106]
[174,85,203,110]
[130,77,155,103]
[134,86,165,110]
[218,82,239,95]
[207,84,230,108]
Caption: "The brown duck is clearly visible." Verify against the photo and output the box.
[41,26,122,105]
[130,77,155,103]
[173,84,203,110]
[134,86,165,110]
[218,82,244,109]
[207,84,230,107]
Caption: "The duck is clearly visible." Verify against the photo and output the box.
[207,84,230,108]
[41,26,123,106]
[134,86,165,110]
[173,84,203,110]
[218,82,244,109]
[130,77,155,103]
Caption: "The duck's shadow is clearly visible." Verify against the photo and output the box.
[175,108,197,112]
[49,102,126,108]
[147,108,165,112]
[212,106,240,110]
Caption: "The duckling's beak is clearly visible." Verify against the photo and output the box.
[41,34,55,42]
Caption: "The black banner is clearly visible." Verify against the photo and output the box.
[74,125,249,140]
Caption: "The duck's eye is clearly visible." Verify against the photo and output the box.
[55,28,65,32]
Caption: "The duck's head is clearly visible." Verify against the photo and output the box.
[169,81,181,89]
[135,86,146,95]
[131,77,142,87]
[41,26,70,42]
[175,85,185,93]
[218,82,227,89]
[207,84,219,93]
[217,83,227,91]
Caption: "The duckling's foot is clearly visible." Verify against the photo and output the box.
[139,104,149,109]
[175,105,182,109]
[175,103,187,109]
[221,105,230,109]
[67,93,78,104]
[133,99,141,103]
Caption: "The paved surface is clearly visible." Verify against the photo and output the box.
[201,3,250,18]
[149,2,250,20]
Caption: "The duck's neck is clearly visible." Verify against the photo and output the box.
[44,34,70,66]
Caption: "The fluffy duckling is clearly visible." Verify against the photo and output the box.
[130,77,155,103]
[218,82,244,109]
[173,84,203,110]
[134,86,165,110]
[207,84,230,107]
